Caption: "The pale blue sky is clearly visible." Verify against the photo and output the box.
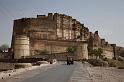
[0,0,124,47]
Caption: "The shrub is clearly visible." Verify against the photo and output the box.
[14,65,25,69]
[118,66,124,69]
[14,63,32,69]
[108,61,117,67]
[87,59,108,67]
[107,59,124,67]
[66,46,76,53]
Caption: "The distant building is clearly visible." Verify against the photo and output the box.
[10,13,120,60]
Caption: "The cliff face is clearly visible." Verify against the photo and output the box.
[11,13,118,59]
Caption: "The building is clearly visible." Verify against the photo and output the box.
[10,13,117,60]
[11,13,89,60]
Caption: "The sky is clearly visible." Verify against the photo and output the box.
[0,0,124,47]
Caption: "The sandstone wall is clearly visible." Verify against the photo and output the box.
[102,50,114,59]
[11,13,117,60]
[29,40,88,60]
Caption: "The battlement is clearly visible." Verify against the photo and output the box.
[11,13,117,59]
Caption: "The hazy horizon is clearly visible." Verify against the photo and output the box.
[0,0,124,47]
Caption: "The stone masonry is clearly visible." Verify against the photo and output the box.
[11,13,117,59]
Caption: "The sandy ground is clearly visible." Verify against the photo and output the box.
[88,67,124,82]
[70,62,124,82]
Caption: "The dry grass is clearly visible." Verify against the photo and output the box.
[107,59,124,68]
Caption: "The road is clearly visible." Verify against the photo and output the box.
[20,62,76,82]
[1,62,77,82]
[1,62,123,82]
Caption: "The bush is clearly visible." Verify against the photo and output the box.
[88,59,124,67]
[108,61,117,67]
[14,63,32,69]
[87,59,108,67]
[107,59,124,67]
[15,65,25,69]
[118,66,124,69]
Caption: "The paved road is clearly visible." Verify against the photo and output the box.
[0,62,95,82]
[20,62,76,82]
[2,62,123,82]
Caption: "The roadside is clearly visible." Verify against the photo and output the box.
[88,67,124,82]
[70,62,124,82]
[0,64,48,79]
[0,61,57,81]
[70,62,92,82]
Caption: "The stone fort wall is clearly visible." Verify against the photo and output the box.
[11,13,116,59]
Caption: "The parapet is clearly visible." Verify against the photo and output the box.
[14,18,31,27]
[94,31,98,35]
[111,44,116,47]
[101,39,105,45]
[105,42,108,45]
[81,24,84,27]
[48,13,53,20]
[37,15,46,18]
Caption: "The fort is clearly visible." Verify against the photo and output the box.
[10,13,121,60]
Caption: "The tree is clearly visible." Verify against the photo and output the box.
[93,48,103,59]
[97,48,103,58]
[88,48,103,59]
[93,49,99,59]
[88,47,94,58]
[0,44,9,52]
[66,46,76,53]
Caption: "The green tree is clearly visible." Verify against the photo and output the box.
[97,48,103,58]
[88,48,103,59]
[66,46,76,53]
[0,44,9,52]
[88,47,94,58]
[93,49,99,59]
[93,48,103,59]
